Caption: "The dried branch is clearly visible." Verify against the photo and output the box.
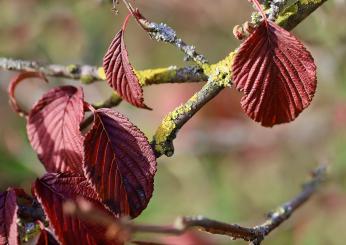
[63,165,327,244]
[151,0,329,157]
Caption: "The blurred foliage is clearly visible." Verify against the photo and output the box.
[1,0,346,244]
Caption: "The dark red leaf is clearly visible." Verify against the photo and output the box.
[33,173,120,245]
[8,71,48,117]
[232,21,317,127]
[27,86,84,173]
[84,108,157,218]
[103,22,149,109]
[0,189,19,245]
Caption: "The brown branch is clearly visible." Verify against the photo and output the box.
[63,165,327,244]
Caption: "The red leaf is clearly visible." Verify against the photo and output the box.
[84,108,157,218]
[0,189,19,245]
[27,86,84,173]
[103,18,149,109]
[232,21,317,127]
[33,173,119,245]
[8,71,48,117]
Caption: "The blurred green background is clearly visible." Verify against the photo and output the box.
[1,0,346,244]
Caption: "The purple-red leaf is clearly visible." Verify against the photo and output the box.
[0,189,19,245]
[84,108,157,218]
[27,86,84,173]
[8,71,48,117]
[33,173,119,245]
[103,25,149,109]
[232,21,317,127]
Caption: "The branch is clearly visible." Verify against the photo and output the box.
[0,58,207,129]
[121,0,208,66]
[80,92,123,130]
[63,165,327,244]
[276,0,328,30]
[151,0,329,157]
[0,58,207,85]
[151,53,235,156]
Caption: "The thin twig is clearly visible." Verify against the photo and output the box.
[80,92,122,130]
[121,0,208,65]
[63,165,327,244]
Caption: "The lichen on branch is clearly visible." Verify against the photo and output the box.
[151,0,329,157]
[152,51,236,157]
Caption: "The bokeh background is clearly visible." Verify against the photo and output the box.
[1,0,346,244]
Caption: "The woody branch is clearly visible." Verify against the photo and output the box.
[63,165,327,245]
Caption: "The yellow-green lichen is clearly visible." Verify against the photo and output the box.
[93,92,121,108]
[276,4,299,25]
[153,116,176,154]
[202,51,236,87]
[67,64,79,74]
[136,66,177,87]
[189,93,199,104]
[153,103,193,154]
[81,74,95,84]
[300,0,322,5]
[276,0,323,27]
[97,67,106,80]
